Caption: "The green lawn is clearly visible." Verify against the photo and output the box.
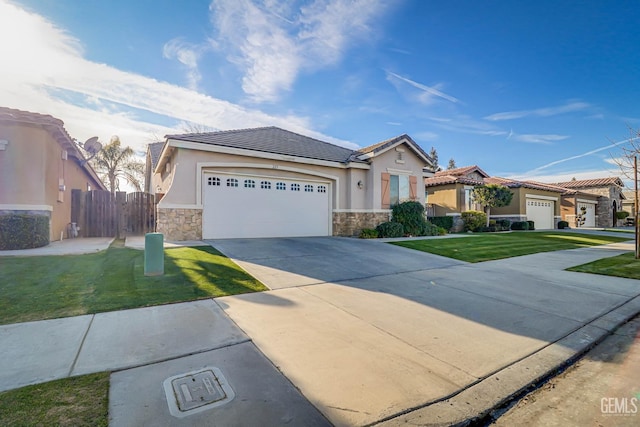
[391,232,631,263]
[567,252,640,279]
[0,373,109,427]
[0,241,267,325]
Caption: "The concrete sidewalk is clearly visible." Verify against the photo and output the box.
[1,237,639,426]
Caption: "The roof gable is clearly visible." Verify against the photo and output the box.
[357,134,434,168]
[147,142,164,171]
[435,165,489,178]
[166,126,360,164]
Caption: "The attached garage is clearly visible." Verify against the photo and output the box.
[577,201,596,227]
[526,197,555,230]
[202,172,331,239]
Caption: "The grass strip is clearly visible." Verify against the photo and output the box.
[0,242,267,325]
[391,232,630,263]
[0,373,109,427]
[567,252,640,279]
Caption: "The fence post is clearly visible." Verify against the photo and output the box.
[116,192,127,239]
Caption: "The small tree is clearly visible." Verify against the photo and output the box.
[429,147,440,171]
[472,184,513,226]
[447,158,457,170]
[91,136,144,194]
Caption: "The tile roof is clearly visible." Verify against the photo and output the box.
[424,175,484,187]
[435,165,489,178]
[552,177,624,188]
[167,126,362,164]
[485,177,567,193]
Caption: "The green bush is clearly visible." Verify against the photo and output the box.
[461,210,487,232]
[376,221,404,238]
[429,216,454,231]
[392,201,428,236]
[495,219,511,231]
[527,220,535,230]
[558,220,569,229]
[511,221,529,230]
[616,211,630,220]
[0,214,49,250]
[359,228,379,239]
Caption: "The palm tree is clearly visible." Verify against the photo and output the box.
[92,136,144,194]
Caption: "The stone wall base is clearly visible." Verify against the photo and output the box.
[157,208,202,241]
[333,211,391,237]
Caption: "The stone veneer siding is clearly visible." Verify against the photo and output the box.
[333,211,391,236]
[157,208,202,241]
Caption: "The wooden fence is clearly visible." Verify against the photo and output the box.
[70,190,156,238]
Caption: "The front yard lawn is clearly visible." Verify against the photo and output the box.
[0,373,109,427]
[0,241,267,325]
[391,232,630,263]
[567,252,640,279]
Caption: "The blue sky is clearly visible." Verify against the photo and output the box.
[2,0,639,184]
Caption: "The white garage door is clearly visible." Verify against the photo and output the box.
[202,173,331,239]
[577,202,596,227]
[526,198,554,230]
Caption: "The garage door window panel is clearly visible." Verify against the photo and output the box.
[227,178,238,187]
[244,179,255,188]
[261,181,271,189]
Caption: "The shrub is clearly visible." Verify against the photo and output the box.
[429,216,454,231]
[495,219,511,231]
[461,210,487,232]
[479,225,497,232]
[359,228,379,239]
[558,220,569,229]
[0,214,49,250]
[376,221,404,238]
[392,201,428,236]
[616,211,630,220]
[511,221,529,230]
[527,220,535,230]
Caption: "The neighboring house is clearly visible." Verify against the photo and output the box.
[424,165,489,216]
[425,165,565,229]
[622,190,637,217]
[484,177,565,229]
[0,107,106,242]
[552,178,625,227]
[150,126,435,240]
[144,141,164,194]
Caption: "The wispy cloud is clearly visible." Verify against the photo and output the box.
[0,1,358,153]
[386,71,460,104]
[523,135,640,175]
[162,37,206,90]
[427,115,507,137]
[484,101,590,121]
[209,0,389,103]
[514,133,569,144]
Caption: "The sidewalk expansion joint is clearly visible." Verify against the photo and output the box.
[108,339,252,374]
[68,314,95,376]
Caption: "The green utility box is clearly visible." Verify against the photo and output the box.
[144,232,164,276]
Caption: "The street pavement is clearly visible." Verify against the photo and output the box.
[0,231,638,426]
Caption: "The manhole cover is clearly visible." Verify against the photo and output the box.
[163,367,235,418]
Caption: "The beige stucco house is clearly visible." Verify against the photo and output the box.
[0,107,106,242]
[552,178,625,227]
[425,166,566,229]
[150,127,435,240]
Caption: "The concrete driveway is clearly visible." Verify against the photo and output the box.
[212,237,640,426]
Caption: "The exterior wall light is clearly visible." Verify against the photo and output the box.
[357,180,363,189]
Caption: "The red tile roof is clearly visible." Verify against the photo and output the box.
[434,165,489,178]
[485,177,567,193]
[553,177,624,188]
[424,174,484,187]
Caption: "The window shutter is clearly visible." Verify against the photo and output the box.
[381,173,390,209]
[409,176,417,201]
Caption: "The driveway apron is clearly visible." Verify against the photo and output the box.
[214,237,640,426]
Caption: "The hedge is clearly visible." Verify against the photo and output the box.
[0,214,50,250]
[511,221,529,230]
[429,216,454,231]
[376,221,404,238]
[461,210,486,232]
[558,220,569,229]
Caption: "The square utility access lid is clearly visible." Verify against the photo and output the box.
[163,367,235,418]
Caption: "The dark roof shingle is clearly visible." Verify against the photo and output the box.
[167,126,360,164]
